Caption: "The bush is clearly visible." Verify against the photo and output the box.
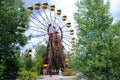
[63,68,76,76]
[17,70,37,80]
[0,64,5,79]
[30,72,37,79]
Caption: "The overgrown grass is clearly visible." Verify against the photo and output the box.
[16,70,37,80]
[63,68,76,76]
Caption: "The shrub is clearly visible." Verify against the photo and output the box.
[17,70,37,80]
[63,68,76,76]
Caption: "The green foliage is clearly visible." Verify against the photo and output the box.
[0,0,29,79]
[25,58,32,71]
[36,45,46,57]
[32,54,42,75]
[0,64,5,79]
[18,54,32,71]
[72,0,120,80]
[33,45,44,75]
[17,48,42,77]
[63,68,76,76]
[17,54,38,80]
[17,70,37,80]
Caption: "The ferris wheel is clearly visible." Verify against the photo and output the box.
[26,2,76,73]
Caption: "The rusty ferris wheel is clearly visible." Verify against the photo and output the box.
[26,2,76,73]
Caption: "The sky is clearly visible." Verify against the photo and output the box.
[22,0,120,55]
[110,0,120,20]
[23,0,120,22]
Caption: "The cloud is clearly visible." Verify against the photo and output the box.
[50,0,120,21]
[110,0,120,20]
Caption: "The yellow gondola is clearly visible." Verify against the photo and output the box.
[71,48,74,50]
[69,55,73,58]
[43,64,48,67]
[42,2,48,9]
[71,40,75,43]
[34,2,40,10]
[70,30,74,32]
[70,32,74,35]
[28,54,32,58]
[66,58,69,61]
[72,37,75,40]
[69,52,73,55]
[66,22,71,28]
[72,44,75,48]
[25,54,31,58]
[70,30,74,35]
[57,9,61,15]
[50,5,55,11]
[66,63,69,64]
[26,48,32,52]
[71,42,75,45]
[52,69,57,73]
[27,6,33,14]
[62,15,67,21]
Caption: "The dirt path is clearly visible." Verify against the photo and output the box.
[37,75,75,80]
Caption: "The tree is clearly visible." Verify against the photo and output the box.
[36,45,46,58]
[0,0,28,79]
[72,0,120,80]
[34,45,45,75]
[18,53,32,71]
